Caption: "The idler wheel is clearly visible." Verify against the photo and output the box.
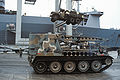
[78,61,90,72]
[34,62,47,73]
[91,60,102,72]
[105,58,112,65]
[64,61,76,73]
[50,61,62,73]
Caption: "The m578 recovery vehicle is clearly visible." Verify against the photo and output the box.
[28,10,113,74]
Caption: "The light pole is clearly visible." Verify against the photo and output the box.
[16,0,36,45]
[16,0,22,45]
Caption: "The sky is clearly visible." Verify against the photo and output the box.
[5,0,120,29]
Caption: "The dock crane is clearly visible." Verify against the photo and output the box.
[16,0,82,45]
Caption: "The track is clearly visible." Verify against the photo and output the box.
[31,56,113,74]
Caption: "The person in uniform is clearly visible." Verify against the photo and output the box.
[19,48,23,58]
[117,49,120,59]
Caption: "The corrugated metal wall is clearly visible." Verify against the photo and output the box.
[21,23,53,38]
[74,26,120,47]
[0,14,53,45]
[0,14,120,47]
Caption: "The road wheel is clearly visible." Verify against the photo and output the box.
[105,58,112,65]
[76,18,81,24]
[91,60,102,72]
[34,61,47,74]
[78,61,90,72]
[50,61,62,73]
[64,61,76,73]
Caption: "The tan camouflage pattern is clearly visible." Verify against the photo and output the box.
[29,33,101,56]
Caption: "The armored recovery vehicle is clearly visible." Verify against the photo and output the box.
[28,9,113,74]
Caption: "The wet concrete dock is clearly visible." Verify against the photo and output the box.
[0,53,120,80]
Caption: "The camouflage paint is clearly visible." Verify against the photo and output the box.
[29,33,100,56]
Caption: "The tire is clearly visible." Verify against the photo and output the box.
[91,60,102,72]
[53,14,59,20]
[78,61,90,72]
[76,18,81,24]
[66,20,70,25]
[51,14,59,22]
[70,18,75,25]
[64,61,76,73]
[51,18,56,22]
[33,61,47,74]
[50,61,62,73]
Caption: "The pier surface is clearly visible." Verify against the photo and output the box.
[0,53,120,80]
